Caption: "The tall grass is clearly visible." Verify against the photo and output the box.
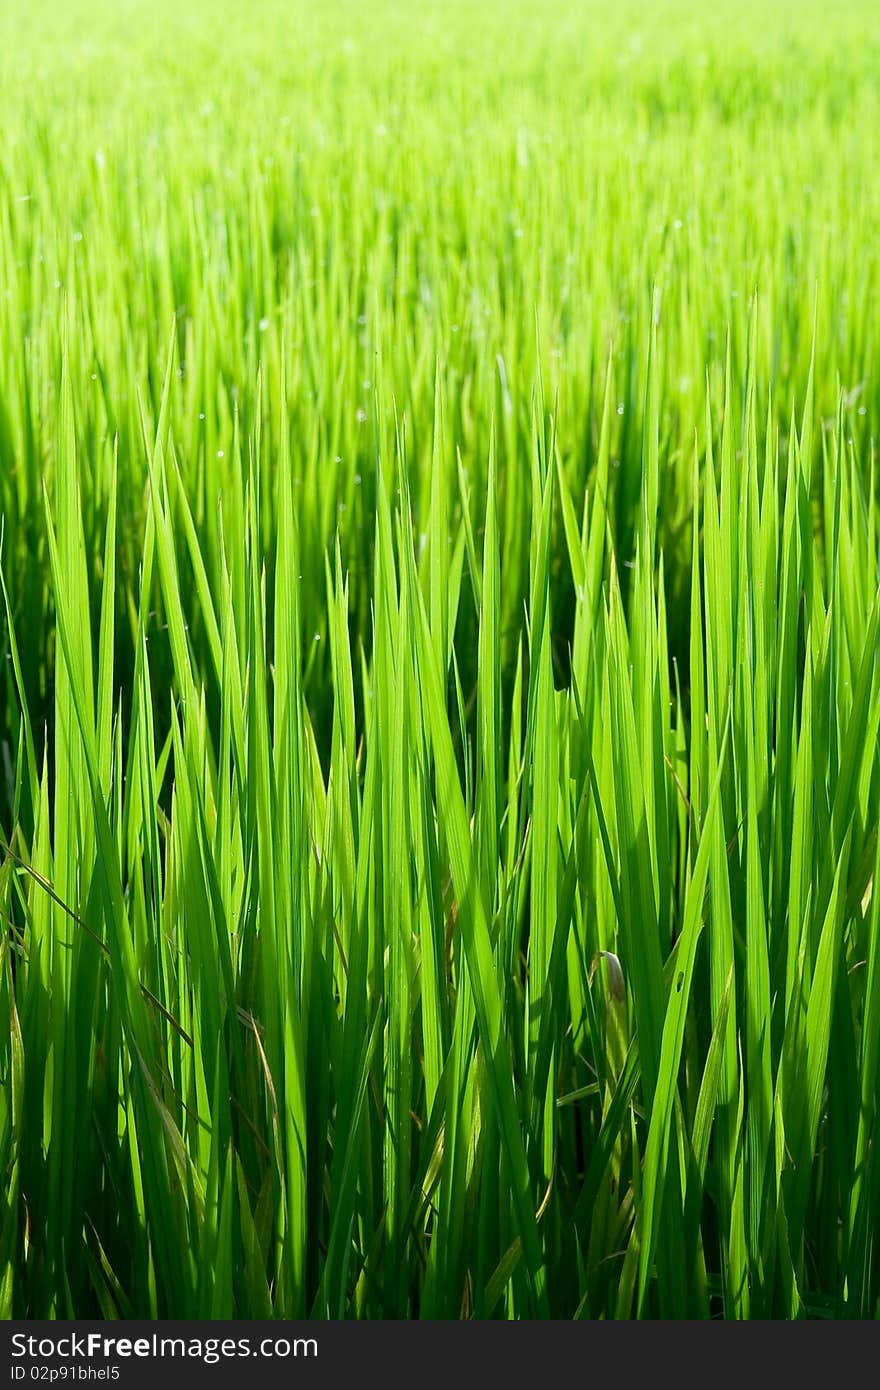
[1,0,879,1318]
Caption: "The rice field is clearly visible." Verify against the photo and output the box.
[1,0,879,1319]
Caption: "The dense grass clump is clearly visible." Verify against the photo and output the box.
[1,0,879,1318]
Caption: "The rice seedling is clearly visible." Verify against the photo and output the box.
[1,0,878,1319]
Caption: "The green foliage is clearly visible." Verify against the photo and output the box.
[1,0,879,1320]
